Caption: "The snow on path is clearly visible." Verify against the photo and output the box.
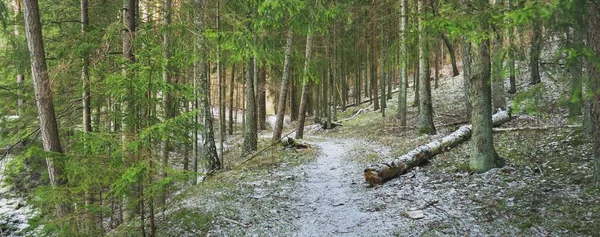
[292,139,397,236]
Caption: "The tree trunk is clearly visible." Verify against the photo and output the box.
[243,55,257,153]
[216,0,225,162]
[13,1,24,116]
[23,0,67,217]
[370,4,380,111]
[258,65,267,129]
[413,48,420,108]
[586,3,600,188]
[568,21,584,117]
[470,3,504,173]
[461,37,473,119]
[364,110,510,186]
[81,0,91,133]
[418,0,436,135]
[273,30,293,142]
[434,38,440,89]
[441,33,459,77]
[530,20,542,85]
[491,0,506,111]
[195,0,220,172]
[229,64,235,135]
[296,30,313,139]
[397,0,408,126]
[290,74,299,121]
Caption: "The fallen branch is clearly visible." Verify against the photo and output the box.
[363,110,511,186]
[492,124,581,133]
[239,128,299,165]
[221,217,248,228]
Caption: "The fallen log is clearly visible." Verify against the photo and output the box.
[364,110,511,186]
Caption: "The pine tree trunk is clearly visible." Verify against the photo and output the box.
[491,0,506,111]
[258,65,267,129]
[418,0,436,135]
[273,30,293,141]
[530,20,542,85]
[470,2,503,173]
[586,3,600,188]
[370,4,380,111]
[397,0,408,125]
[568,20,583,117]
[196,0,220,171]
[296,30,313,139]
[216,0,225,162]
[23,0,67,217]
[243,55,257,153]
[461,37,473,119]
[441,33,459,77]
[229,64,235,135]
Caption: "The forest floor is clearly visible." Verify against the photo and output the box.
[159,63,599,237]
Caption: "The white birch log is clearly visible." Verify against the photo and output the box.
[364,110,511,186]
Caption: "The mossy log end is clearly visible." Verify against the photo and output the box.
[364,110,510,186]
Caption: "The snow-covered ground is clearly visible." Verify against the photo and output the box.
[0,157,33,237]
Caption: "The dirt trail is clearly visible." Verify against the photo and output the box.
[292,139,398,236]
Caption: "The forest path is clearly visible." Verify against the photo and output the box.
[292,138,397,236]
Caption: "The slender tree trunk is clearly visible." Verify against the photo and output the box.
[290,75,299,121]
[530,20,542,85]
[491,0,506,111]
[273,30,294,141]
[441,33,459,77]
[413,48,420,108]
[81,0,91,132]
[462,37,473,119]
[418,0,436,135]
[23,0,67,217]
[371,4,380,111]
[195,0,220,172]
[159,0,172,210]
[397,0,408,125]
[296,31,312,139]
[586,2,600,188]
[13,1,24,116]
[470,2,503,173]
[121,0,138,222]
[258,65,267,130]
[568,20,584,117]
[216,0,225,164]
[434,38,440,89]
[229,64,235,135]
[243,53,257,153]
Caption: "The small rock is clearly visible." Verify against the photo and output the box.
[333,202,344,207]
[406,210,425,219]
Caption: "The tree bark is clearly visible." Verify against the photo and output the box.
[586,2,600,188]
[491,0,506,111]
[229,64,235,135]
[364,110,510,186]
[258,65,267,130]
[370,4,380,111]
[529,20,542,85]
[461,37,473,119]
[397,0,408,126]
[272,30,294,142]
[470,2,504,173]
[23,0,67,217]
[81,0,91,133]
[441,33,459,77]
[195,0,220,172]
[418,0,436,135]
[243,54,257,153]
[296,30,313,139]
